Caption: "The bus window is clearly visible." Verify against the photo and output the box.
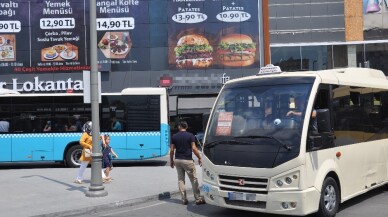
[331,85,387,146]
[101,95,126,132]
[53,96,91,132]
[12,96,52,133]
[125,95,160,132]
[307,84,334,151]
[0,97,11,133]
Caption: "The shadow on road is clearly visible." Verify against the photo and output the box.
[20,174,88,193]
[0,160,168,170]
[338,186,387,212]
[114,160,168,167]
[163,194,316,217]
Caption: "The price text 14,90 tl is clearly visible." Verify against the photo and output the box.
[96,18,135,31]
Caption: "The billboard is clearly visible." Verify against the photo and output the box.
[363,0,388,40]
[168,0,259,70]
[0,0,90,73]
[0,0,260,74]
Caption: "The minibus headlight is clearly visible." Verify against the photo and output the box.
[272,171,300,189]
[281,202,297,209]
[203,168,216,183]
[285,177,292,184]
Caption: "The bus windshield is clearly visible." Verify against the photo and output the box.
[204,83,313,168]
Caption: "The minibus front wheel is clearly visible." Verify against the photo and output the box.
[317,177,340,217]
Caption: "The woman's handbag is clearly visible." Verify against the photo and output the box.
[84,149,91,158]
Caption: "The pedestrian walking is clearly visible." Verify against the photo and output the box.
[74,121,105,184]
[170,120,206,205]
[102,134,118,183]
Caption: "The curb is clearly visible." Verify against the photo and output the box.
[32,190,184,217]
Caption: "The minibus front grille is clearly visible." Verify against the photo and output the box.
[220,187,268,194]
[225,199,266,209]
[219,174,269,194]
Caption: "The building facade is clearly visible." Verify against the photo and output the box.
[1,0,387,134]
[270,0,388,74]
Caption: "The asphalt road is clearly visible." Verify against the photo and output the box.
[2,156,387,217]
[0,156,169,170]
[84,187,388,217]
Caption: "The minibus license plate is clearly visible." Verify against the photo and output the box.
[228,192,256,201]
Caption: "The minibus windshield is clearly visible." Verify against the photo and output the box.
[204,81,313,167]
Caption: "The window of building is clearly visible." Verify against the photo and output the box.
[301,46,329,71]
[270,46,302,71]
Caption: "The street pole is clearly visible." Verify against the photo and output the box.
[258,0,264,67]
[85,0,108,197]
[262,0,271,65]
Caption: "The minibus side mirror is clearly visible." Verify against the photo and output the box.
[316,109,331,133]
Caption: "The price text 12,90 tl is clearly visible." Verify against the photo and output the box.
[96,17,135,31]
[40,18,75,29]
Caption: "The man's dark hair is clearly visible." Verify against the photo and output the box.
[178,120,188,129]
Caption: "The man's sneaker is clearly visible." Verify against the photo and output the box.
[182,200,188,205]
[195,198,206,205]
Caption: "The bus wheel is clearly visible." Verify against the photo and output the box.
[65,145,83,168]
[317,177,340,217]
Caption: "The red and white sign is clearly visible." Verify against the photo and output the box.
[215,112,233,136]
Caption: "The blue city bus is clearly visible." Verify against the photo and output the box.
[0,88,170,167]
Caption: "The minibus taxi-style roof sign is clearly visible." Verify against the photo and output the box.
[258,64,282,75]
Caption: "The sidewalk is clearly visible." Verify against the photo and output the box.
[0,164,202,217]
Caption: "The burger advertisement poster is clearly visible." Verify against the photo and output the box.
[168,0,259,70]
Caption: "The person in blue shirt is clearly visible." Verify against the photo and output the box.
[170,120,205,205]
[111,116,122,131]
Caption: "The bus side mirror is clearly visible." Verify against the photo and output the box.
[316,109,331,133]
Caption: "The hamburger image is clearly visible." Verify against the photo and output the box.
[217,34,256,67]
[174,34,213,69]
